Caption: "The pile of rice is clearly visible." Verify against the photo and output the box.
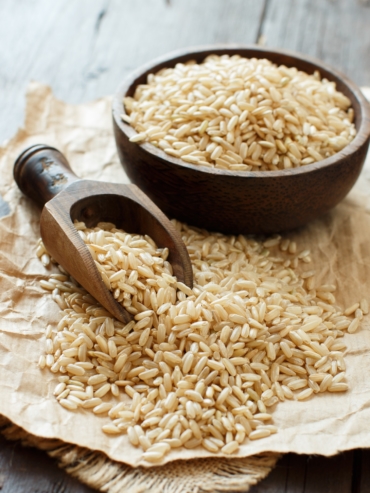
[37,220,365,463]
[123,54,356,171]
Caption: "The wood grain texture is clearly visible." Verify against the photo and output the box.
[260,0,370,86]
[249,454,292,493]
[1,0,370,491]
[358,449,370,492]
[2,0,369,143]
[250,452,358,493]
[303,451,355,493]
[0,0,264,143]
[0,435,97,493]
[283,454,307,493]
[113,45,370,235]
[14,145,193,322]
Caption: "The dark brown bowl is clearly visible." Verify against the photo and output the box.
[112,46,370,235]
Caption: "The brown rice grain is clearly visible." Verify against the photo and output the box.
[39,219,360,464]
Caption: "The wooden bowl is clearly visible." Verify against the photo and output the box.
[112,46,370,235]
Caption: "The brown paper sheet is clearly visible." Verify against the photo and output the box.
[1,81,370,467]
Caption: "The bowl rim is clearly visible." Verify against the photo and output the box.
[112,44,370,179]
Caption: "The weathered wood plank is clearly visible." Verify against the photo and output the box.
[247,450,359,493]
[0,0,107,143]
[248,453,310,493]
[0,435,97,492]
[0,0,264,142]
[284,454,307,493]
[303,451,354,493]
[359,449,370,492]
[249,454,290,492]
[260,0,370,86]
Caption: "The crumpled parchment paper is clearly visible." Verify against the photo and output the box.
[0,81,370,467]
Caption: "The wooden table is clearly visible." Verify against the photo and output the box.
[1,0,369,491]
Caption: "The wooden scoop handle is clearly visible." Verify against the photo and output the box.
[13,144,80,208]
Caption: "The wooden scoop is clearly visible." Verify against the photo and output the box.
[14,144,193,324]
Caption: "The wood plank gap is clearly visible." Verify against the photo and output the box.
[94,0,110,35]
[303,452,354,493]
[255,0,270,44]
[285,453,307,493]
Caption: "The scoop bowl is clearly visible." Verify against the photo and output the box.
[14,145,193,323]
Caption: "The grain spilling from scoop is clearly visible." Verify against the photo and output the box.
[37,220,364,463]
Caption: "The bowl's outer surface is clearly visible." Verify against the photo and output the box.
[113,46,370,235]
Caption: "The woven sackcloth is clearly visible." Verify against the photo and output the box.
[0,416,278,492]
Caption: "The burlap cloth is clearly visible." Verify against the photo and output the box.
[0,82,370,491]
